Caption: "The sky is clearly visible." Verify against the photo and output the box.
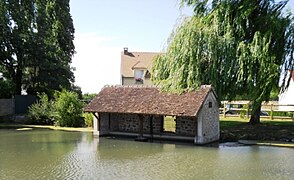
[70,0,294,94]
[70,0,193,94]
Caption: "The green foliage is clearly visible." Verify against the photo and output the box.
[83,113,94,127]
[54,90,84,127]
[0,0,75,96]
[0,78,13,98]
[82,93,97,103]
[28,93,55,125]
[239,104,249,120]
[153,0,294,124]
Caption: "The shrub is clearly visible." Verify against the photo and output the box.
[83,113,93,127]
[54,90,84,127]
[28,93,55,125]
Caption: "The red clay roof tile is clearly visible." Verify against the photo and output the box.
[84,85,214,117]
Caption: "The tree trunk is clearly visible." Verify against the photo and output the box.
[249,104,261,124]
[14,68,22,95]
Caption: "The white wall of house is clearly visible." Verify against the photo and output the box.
[279,79,294,111]
[122,77,152,86]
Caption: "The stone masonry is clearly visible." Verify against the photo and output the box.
[175,117,197,136]
[107,113,163,134]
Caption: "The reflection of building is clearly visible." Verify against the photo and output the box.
[85,85,219,145]
[279,71,294,111]
[120,47,161,85]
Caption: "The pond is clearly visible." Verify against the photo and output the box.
[0,129,294,179]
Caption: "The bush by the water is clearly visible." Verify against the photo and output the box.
[83,113,94,127]
[28,93,55,125]
[28,90,85,127]
[54,90,84,127]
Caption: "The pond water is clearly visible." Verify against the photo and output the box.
[0,129,294,180]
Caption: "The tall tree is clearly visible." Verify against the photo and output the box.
[152,0,294,124]
[0,0,75,97]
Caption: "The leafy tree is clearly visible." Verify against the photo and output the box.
[152,0,294,124]
[0,0,75,96]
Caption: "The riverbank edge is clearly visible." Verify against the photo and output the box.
[238,140,294,148]
[0,124,93,132]
[1,123,294,148]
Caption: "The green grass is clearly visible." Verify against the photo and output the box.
[220,118,294,142]
[164,116,176,132]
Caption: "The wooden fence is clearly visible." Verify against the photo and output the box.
[220,101,294,120]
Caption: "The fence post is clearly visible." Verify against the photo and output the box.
[223,102,226,118]
[270,104,273,120]
[246,103,250,119]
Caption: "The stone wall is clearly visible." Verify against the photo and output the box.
[175,117,197,136]
[0,99,14,116]
[197,92,219,143]
[108,113,163,134]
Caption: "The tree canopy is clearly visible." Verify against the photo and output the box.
[152,0,294,124]
[0,0,75,97]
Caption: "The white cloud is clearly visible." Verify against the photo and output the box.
[72,33,121,94]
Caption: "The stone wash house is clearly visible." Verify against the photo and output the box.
[85,85,219,144]
[121,47,162,85]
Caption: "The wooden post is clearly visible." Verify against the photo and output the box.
[270,104,273,120]
[139,114,143,138]
[247,103,250,119]
[223,102,226,118]
[135,114,148,141]
[150,115,153,142]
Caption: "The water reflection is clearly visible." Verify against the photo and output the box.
[0,130,294,179]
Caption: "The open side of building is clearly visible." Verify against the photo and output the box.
[84,85,219,144]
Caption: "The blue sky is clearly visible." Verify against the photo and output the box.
[70,0,294,94]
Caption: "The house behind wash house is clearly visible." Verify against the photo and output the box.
[120,47,162,85]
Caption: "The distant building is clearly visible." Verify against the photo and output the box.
[279,71,294,111]
[120,47,162,85]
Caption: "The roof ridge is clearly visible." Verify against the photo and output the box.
[102,84,160,89]
[122,51,163,54]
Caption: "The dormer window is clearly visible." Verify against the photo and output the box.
[134,69,144,84]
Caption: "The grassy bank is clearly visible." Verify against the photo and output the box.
[0,124,93,132]
[220,118,294,142]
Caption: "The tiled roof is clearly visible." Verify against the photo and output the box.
[84,85,214,117]
[121,50,162,77]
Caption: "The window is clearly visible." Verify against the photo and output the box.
[134,70,144,84]
[134,70,144,79]
[209,101,212,108]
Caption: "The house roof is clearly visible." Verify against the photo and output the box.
[84,85,215,117]
[121,49,162,77]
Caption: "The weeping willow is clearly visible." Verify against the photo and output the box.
[152,0,294,124]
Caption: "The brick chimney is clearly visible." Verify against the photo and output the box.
[123,47,128,55]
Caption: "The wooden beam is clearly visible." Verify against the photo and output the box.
[135,114,148,141]
[150,115,153,142]
[138,114,143,138]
